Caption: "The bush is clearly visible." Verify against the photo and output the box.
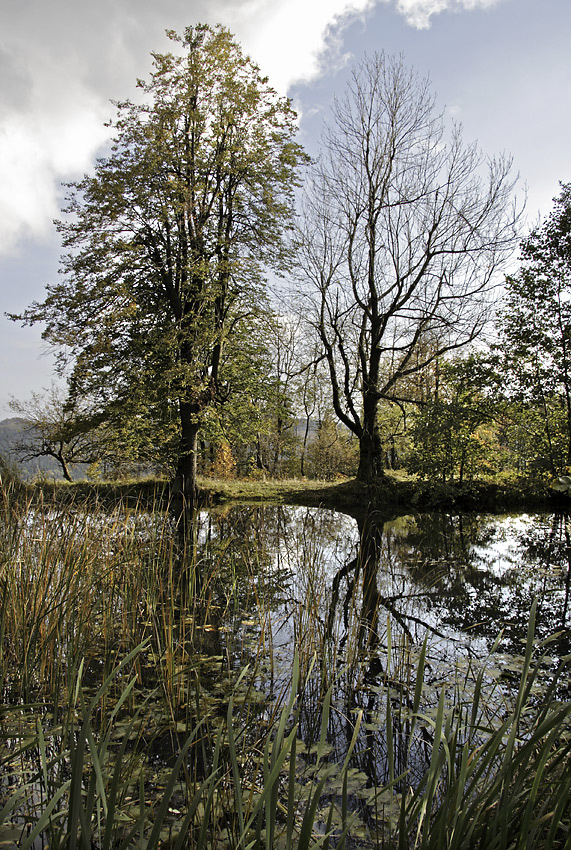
[305,418,359,480]
[0,452,23,494]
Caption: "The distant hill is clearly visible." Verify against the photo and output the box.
[0,417,64,479]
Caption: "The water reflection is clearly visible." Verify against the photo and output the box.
[18,501,566,782]
[193,505,571,669]
[186,506,571,770]
[399,512,571,656]
[201,504,569,798]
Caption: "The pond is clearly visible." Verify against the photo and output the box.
[1,498,570,847]
[197,504,571,665]
[192,506,571,761]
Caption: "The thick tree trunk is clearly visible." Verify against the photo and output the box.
[356,399,384,482]
[56,447,73,482]
[357,430,385,481]
[174,401,200,507]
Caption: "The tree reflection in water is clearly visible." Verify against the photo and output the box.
[190,503,571,670]
[178,504,571,792]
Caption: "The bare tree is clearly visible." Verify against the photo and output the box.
[298,52,521,481]
[9,386,103,481]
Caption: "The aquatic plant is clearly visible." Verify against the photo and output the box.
[396,602,571,848]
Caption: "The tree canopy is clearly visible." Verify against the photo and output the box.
[12,24,306,501]
[499,183,571,474]
[8,387,104,482]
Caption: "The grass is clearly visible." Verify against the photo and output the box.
[395,603,571,849]
[199,472,562,514]
[198,475,345,501]
[0,481,570,847]
[9,460,563,516]
[2,602,570,848]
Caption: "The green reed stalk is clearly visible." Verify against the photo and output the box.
[397,599,571,849]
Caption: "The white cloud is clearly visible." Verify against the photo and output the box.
[0,0,507,254]
[0,0,380,255]
[0,103,110,251]
[388,0,504,29]
[229,0,377,90]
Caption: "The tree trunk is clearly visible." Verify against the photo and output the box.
[300,413,311,477]
[356,386,384,482]
[357,417,384,482]
[56,446,73,482]
[174,401,200,507]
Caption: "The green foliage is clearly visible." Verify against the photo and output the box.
[305,417,359,480]
[0,452,22,492]
[11,24,306,497]
[407,355,503,482]
[409,410,499,483]
[203,312,304,478]
[498,182,571,475]
[397,601,571,849]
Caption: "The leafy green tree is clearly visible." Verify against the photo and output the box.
[499,183,571,475]
[297,355,332,477]
[407,355,503,482]
[305,416,359,480]
[212,310,331,479]
[11,25,305,502]
[193,307,302,477]
[252,314,302,477]
[298,52,521,483]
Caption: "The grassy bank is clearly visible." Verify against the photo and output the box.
[3,449,564,515]
[199,472,563,516]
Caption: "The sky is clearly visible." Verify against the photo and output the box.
[0,0,569,418]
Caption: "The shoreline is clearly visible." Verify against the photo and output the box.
[8,472,568,516]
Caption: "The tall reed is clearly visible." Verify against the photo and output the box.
[395,600,571,849]
[3,610,569,848]
[1,646,364,849]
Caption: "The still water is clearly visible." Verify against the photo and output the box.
[188,504,571,793]
[196,505,571,666]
